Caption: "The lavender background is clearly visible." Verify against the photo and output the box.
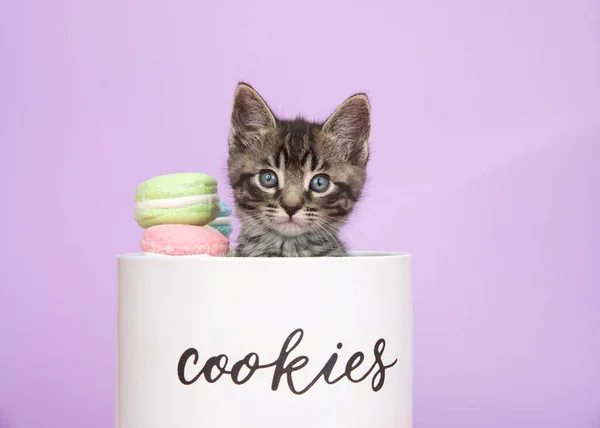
[1,0,599,427]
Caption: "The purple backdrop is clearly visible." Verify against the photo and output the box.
[1,0,599,427]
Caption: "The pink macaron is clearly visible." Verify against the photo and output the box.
[141,224,230,256]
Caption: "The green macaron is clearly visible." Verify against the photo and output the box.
[134,172,221,229]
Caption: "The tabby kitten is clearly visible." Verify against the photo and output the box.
[227,83,371,257]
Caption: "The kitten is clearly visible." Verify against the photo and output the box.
[227,82,371,257]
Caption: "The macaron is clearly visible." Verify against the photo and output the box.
[208,200,233,238]
[134,173,220,229]
[140,224,231,256]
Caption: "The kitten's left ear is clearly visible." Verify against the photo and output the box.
[322,93,371,166]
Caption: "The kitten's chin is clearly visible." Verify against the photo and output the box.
[271,221,309,237]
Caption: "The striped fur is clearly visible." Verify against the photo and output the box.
[227,83,370,257]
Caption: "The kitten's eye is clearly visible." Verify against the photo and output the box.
[310,175,330,193]
[259,170,278,188]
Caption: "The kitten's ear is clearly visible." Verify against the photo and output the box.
[322,93,371,166]
[229,83,277,151]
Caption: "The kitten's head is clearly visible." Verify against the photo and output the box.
[227,82,370,237]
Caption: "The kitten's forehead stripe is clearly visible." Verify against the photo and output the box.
[301,150,310,167]
[274,153,280,169]
[277,145,289,168]
[310,147,319,171]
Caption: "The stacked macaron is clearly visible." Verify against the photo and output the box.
[208,200,233,239]
[134,172,233,257]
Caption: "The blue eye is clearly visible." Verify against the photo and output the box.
[259,170,278,188]
[310,175,330,193]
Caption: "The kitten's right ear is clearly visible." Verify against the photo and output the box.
[229,83,277,151]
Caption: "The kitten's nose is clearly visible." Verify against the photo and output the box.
[281,192,303,218]
[282,203,301,218]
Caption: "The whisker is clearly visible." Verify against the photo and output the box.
[311,221,341,253]
[311,223,333,251]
